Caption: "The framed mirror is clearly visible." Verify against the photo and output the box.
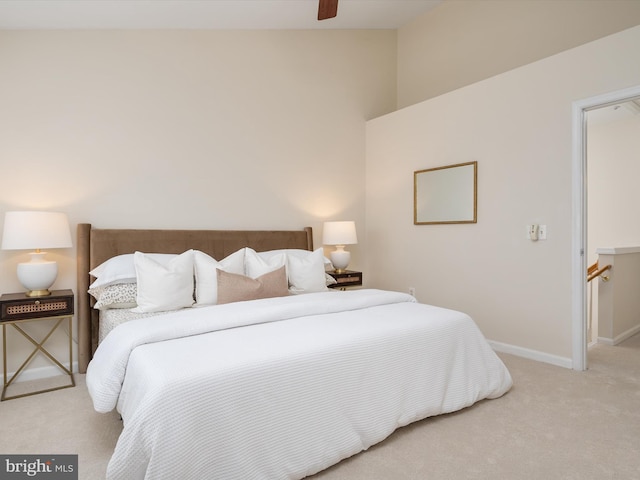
[414,161,477,225]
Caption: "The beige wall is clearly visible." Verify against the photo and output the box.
[0,30,396,375]
[586,110,640,343]
[366,25,640,366]
[596,250,640,344]
[587,113,640,264]
[398,0,640,108]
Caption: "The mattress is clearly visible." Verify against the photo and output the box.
[98,308,164,344]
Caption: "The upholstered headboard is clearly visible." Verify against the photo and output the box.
[76,224,313,372]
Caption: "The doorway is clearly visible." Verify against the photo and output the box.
[572,85,640,371]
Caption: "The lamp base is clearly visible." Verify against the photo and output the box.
[330,246,351,273]
[25,289,53,297]
[16,252,58,297]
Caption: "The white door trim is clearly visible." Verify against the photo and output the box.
[572,85,640,371]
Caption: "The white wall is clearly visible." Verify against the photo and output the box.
[587,113,640,263]
[586,108,640,343]
[0,30,396,376]
[595,249,640,344]
[366,26,640,366]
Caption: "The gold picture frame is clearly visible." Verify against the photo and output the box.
[414,161,477,225]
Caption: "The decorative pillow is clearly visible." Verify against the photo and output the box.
[287,248,328,293]
[89,253,178,289]
[193,249,245,306]
[217,266,289,305]
[245,248,287,279]
[88,283,138,310]
[132,250,195,313]
[325,273,337,286]
[258,249,332,266]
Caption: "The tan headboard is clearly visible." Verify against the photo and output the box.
[76,224,313,373]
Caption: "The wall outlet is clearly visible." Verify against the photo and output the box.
[409,287,416,297]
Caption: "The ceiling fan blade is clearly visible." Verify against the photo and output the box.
[318,0,338,20]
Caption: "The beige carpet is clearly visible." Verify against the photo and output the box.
[1,335,638,480]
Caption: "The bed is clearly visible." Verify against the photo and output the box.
[79,224,512,480]
[76,224,314,369]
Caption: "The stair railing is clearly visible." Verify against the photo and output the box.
[587,261,612,283]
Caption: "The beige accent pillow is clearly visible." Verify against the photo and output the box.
[217,266,289,305]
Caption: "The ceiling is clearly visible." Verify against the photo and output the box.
[0,0,443,30]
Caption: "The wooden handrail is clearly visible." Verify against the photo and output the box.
[588,261,599,276]
[587,264,611,282]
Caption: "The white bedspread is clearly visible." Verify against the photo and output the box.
[86,289,512,480]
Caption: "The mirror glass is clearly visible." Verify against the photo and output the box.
[414,161,477,225]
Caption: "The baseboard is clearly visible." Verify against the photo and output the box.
[488,340,573,369]
[12,341,579,379]
[9,362,78,384]
[597,322,640,346]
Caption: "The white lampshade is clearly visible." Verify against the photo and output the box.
[322,221,358,246]
[323,221,358,273]
[2,211,72,297]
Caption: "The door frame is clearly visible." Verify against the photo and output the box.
[571,84,640,371]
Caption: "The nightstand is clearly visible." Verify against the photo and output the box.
[327,270,363,290]
[0,289,75,401]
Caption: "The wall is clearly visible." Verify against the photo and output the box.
[398,0,640,108]
[595,248,640,345]
[366,26,640,367]
[0,30,396,377]
[586,109,640,343]
[587,112,640,264]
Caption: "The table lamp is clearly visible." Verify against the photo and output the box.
[1,211,72,297]
[323,221,357,273]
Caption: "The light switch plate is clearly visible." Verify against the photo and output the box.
[538,225,547,240]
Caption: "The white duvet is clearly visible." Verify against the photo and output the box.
[86,289,512,480]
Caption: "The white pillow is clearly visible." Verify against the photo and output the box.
[132,250,195,313]
[245,248,287,279]
[258,249,332,266]
[89,253,178,289]
[193,249,245,306]
[287,248,329,293]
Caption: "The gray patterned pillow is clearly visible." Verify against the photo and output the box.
[88,283,138,310]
